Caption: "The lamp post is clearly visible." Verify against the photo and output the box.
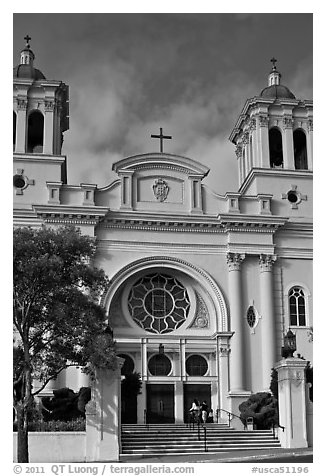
[281,329,297,358]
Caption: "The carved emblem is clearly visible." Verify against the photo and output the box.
[153,178,169,202]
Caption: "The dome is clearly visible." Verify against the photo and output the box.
[13,64,46,80]
[260,84,296,99]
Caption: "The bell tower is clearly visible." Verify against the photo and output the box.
[229,58,313,195]
[13,36,69,205]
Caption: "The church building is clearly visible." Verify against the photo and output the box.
[13,38,313,424]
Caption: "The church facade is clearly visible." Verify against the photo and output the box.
[13,39,313,423]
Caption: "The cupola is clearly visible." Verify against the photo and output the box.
[13,35,46,80]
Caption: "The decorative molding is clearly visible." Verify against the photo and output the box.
[226,252,245,271]
[189,292,209,328]
[101,256,229,332]
[281,184,308,209]
[103,219,224,233]
[13,169,35,195]
[259,254,277,271]
[152,178,169,202]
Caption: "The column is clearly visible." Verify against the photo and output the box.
[226,252,245,392]
[258,115,270,168]
[282,117,295,169]
[235,145,243,187]
[15,100,28,153]
[259,254,277,390]
[274,357,308,448]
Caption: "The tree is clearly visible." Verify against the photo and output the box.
[13,225,117,463]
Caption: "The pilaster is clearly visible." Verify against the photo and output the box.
[226,252,246,392]
[282,116,295,169]
[16,99,28,153]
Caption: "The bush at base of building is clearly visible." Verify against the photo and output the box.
[13,416,86,432]
[239,392,278,430]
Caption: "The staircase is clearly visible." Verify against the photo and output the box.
[121,423,281,457]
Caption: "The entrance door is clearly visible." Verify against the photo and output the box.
[146,384,175,423]
[183,384,211,423]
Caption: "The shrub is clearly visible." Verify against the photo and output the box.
[239,392,278,430]
[14,416,86,432]
[41,387,91,422]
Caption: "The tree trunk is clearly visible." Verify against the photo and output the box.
[16,402,29,463]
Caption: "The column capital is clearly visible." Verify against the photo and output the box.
[259,254,277,272]
[259,115,269,127]
[235,144,243,159]
[282,116,294,130]
[227,252,245,271]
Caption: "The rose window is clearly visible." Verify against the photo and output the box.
[128,273,190,334]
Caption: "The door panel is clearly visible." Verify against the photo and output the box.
[146,384,175,423]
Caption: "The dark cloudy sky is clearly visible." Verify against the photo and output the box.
[13,13,313,193]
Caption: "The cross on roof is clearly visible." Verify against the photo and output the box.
[151,127,172,153]
[24,35,31,48]
[270,57,277,69]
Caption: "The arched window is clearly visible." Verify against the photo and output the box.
[117,354,135,376]
[269,127,283,168]
[27,110,44,153]
[289,287,307,326]
[293,129,308,170]
[13,111,17,149]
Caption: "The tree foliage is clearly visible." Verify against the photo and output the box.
[13,225,116,462]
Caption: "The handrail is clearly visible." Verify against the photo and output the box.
[188,411,208,451]
[216,408,247,430]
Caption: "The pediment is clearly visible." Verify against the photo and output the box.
[111,153,209,214]
[112,153,210,178]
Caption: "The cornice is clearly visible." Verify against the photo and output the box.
[32,204,109,225]
[239,168,313,194]
[275,247,313,259]
[218,213,288,232]
[14,153,66,165]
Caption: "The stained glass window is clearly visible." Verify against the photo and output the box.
[128,273,190,334]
